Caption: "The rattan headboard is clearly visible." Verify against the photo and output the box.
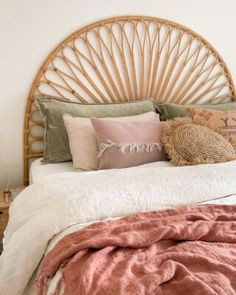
[24,15,236,185]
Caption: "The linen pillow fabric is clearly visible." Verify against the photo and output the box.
[38,97,156,163]
[156,102,236,121]
[189,108,236,149]
[91,118,166,169]
[63,112,160,171]
[162,118,235,166]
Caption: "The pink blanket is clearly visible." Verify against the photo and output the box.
[36,205,236,295]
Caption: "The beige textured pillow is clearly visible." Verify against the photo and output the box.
[63,112,160,171]
[189,108,236,149]
[162,118,236,166]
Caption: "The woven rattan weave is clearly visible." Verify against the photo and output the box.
[24,16,236,184]
[162,118,236,165]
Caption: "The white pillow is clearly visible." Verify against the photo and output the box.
[63,112,160,171]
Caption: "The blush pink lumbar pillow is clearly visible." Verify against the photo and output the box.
[91,118,166,169]
[63,112,160,171]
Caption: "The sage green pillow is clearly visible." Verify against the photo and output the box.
[38,97,156,163]
[156,102,236,121]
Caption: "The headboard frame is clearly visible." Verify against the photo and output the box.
[24,15,235,184]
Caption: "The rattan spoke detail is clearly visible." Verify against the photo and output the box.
[24,16,235,184]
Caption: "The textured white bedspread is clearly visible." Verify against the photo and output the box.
[1,161,236,295]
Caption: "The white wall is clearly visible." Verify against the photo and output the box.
[0,0,236,185]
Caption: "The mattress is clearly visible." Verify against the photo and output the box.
[29,158,74,184]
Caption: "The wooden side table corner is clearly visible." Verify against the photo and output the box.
[0,186,26,253]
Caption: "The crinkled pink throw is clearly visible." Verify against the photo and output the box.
[36,205,236,295]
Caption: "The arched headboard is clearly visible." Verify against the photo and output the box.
[24,15,235,185]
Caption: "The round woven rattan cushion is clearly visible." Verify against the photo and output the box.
[162,118,236,166]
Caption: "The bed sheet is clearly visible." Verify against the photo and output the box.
[29,158,74,184]
[29,158,175,184]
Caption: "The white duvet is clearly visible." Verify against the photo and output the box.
[1,161,236,295]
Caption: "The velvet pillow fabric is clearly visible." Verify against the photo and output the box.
[38,97,156,163]
[189,108,236,149]
[63,112,160,171]
[91,118,166,169]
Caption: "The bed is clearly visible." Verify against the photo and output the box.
[1,16,236,295]
[29,159,74,184]
[29,159,175,184]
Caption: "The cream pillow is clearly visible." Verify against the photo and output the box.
[63,112,160,171]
